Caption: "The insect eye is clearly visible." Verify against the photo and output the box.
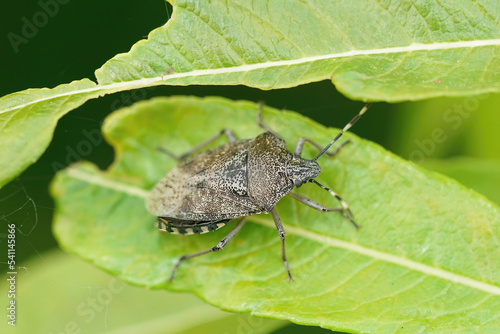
[294,179,303,187]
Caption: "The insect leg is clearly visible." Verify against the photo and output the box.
[257,101,284,140]
[158,129,237,161]
[287,192,359,229]
[293,137,351,159]
[168,217,246,282]
[270,208,293,281]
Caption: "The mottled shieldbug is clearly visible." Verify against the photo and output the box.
[146,103,371,281]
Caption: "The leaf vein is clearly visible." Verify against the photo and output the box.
[299,0,356,50]
[183,3,245,66]
[2,39,500,115]
[250,216,500,296]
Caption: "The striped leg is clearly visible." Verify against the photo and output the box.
[257,101,284,140]
[294,179,359,229]
[168,217,246,282]
[271,208,293,281]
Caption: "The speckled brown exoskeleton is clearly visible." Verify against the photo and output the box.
[146,103,372,281]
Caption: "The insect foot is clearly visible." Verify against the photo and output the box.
[146,102,372,281]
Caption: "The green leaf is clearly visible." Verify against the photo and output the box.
[51,96,500,333]
[0,249,285,334]
[0,79,147,188]
[2,0,500,187]
[423,157,500,206]
[0,79,94,187]
[97,0,500,101]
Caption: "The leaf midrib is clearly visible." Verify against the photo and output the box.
[3,38,500,115]
[65,166,500,296]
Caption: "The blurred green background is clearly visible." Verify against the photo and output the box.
[1,0,499,333]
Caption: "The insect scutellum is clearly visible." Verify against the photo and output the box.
[147,101,372,282]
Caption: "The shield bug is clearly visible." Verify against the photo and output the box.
[146,102,372,281]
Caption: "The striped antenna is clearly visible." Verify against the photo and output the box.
[312,103,372,161]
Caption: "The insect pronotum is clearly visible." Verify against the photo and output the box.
[146,102,372,281]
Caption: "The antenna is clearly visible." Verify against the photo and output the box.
[312,103,372,161]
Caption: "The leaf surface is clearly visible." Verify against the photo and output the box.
[0,249,285,334]
[0,79,94,187]
[0,79,148,187]
[2,0,500,187]
[423,157,500,206]
[52,97,500,333]
[97,0,500,101]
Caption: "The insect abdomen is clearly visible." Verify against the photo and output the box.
[156,218,231,235]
